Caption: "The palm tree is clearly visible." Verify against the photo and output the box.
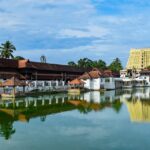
[68,61,76,66]
[0,41,16,59]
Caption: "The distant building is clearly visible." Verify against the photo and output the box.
[126,48,150,70]
[0,58,87,90]
[78,68,122,90]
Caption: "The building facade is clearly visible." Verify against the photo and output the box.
[126,48,150,70]
[0,58,86,90]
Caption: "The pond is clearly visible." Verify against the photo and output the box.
[0,88,150,150]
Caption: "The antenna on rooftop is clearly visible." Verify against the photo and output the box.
[40,55,46,63]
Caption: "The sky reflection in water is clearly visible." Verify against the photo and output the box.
[0,88,150,150]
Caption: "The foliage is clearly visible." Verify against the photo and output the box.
[68,61,77,67]
[68,57,123,72]
[91,59,107,70]
[14,56,25,60]
[68,58,107,70]
[0,41,16,59]
[108,58,123,72]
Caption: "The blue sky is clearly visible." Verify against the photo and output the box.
[0,0,150,67]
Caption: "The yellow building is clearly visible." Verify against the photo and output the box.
[125,100,150,122]
[126,48,150,70]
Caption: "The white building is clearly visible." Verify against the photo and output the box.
[78,69,105,90]
[78,68,122,90]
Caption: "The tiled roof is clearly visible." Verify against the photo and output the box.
[0,58,18,68]
[1,77,26,87]
[88,70,102,78]
[0,58,86,73]
[78,68,118,79]
[30,61,85,72]
[78,72,91,80]
[68,79,85,85]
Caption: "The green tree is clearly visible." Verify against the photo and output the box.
[68,61,77,66]
[0,113,16,140]
[108,58,123,72]
[77,58,93,68]
[92,59,107,70]
[14,56,25,60]
[0,41,16,59]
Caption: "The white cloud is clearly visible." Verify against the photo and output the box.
[0,0,150,66]
[59,26,109,38]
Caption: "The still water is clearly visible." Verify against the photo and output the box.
[0,88,150,150]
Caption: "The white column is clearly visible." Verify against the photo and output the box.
[56,80,59,87]
[42,99,45,106]
[34,100,37,107]
[49,81,51,87]
[16,101,19,107]
[5,103,9,108]
[42,81,45,87]
[56,97,58,104]
[49,99,51,105]
[35,81,37,88]
[25,100,29,107]
[62,97,65,103]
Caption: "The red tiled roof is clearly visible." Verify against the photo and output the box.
[1,77,26,87]
[78,68,118,79]
[68,79,85,85]
[88,70,102,78]
[78,72,90,80]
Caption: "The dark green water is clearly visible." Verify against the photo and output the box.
[0,88,150,150]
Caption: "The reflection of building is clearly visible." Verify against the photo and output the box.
[125,100,150,122]
[126,48,150,70]
[121,88,150,122]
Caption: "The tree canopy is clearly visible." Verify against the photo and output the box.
[108,58,123,72]
[0,41,16,59]
[14,56,25,60]
[68,58,107,70]
[68,57,123,72]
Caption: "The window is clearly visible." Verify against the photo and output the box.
[105,78,110,82]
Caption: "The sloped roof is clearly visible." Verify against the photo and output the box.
[0,58,18,68]
[78,68,118,79]
[68,79,85,85]
[30,61,85,72]
[88,70,102,78]
[0,58,86,73]
[78,72,91,80]
[1,77,26,87]
[103,70,113,77]
[18,59,35,69]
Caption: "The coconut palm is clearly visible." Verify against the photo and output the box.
[0,41,16,59]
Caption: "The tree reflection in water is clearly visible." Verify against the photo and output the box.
[0,88,149,140]
[0,112,15,140]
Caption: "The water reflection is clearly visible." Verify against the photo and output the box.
[121,88,150,123]
[0,88,149,140]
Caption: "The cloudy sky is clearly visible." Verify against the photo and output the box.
[0,0,150,66]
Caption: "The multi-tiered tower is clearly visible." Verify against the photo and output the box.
[126,48,150,70]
